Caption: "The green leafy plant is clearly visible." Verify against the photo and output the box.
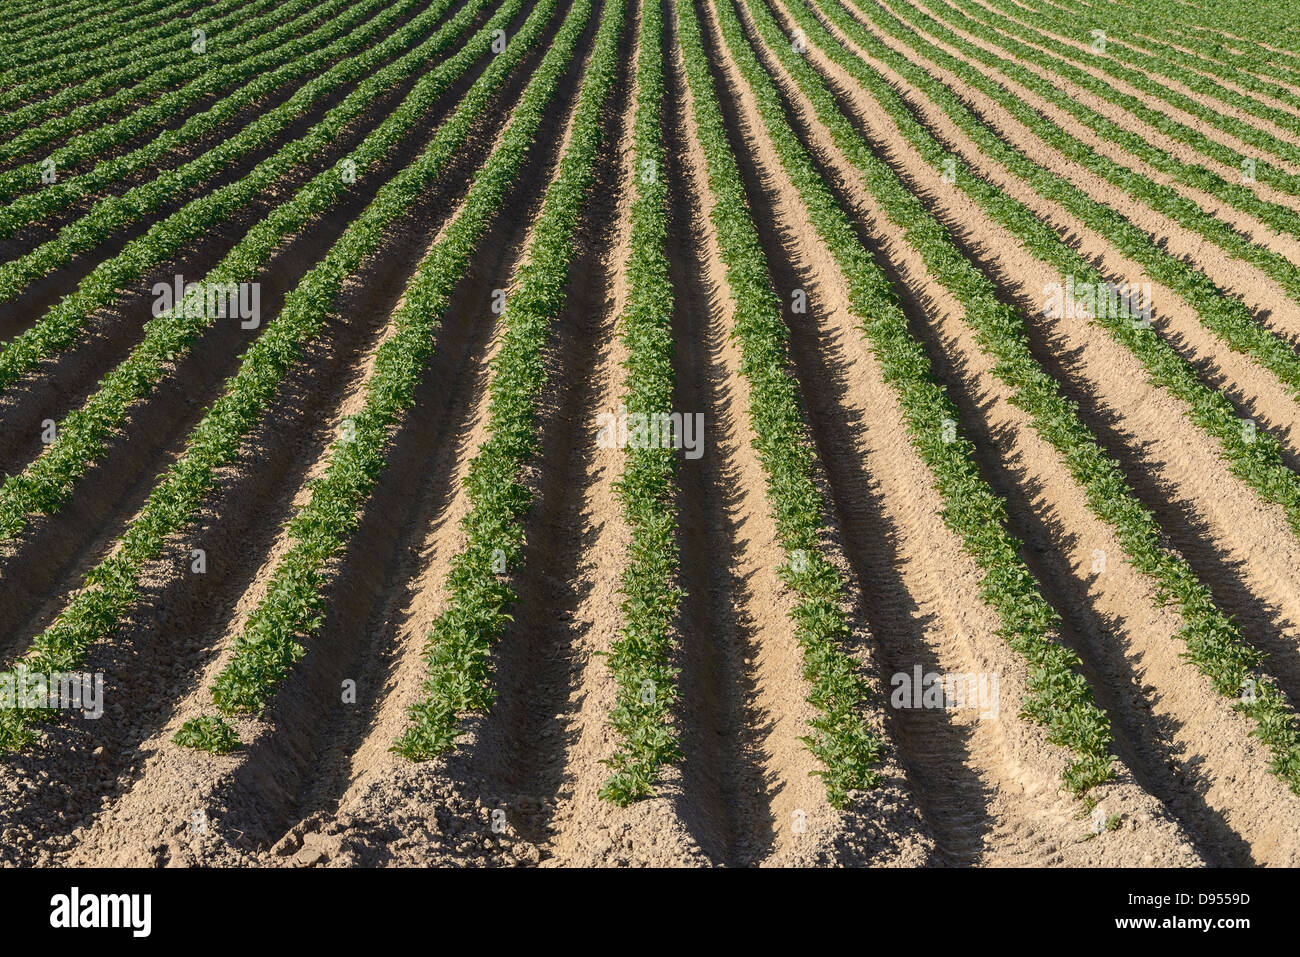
[172,716,241,754]
[393,0,626,760]
[599,0,685,806]
[675,0,885,809]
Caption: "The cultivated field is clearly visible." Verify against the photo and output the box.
[1,0,1299,868]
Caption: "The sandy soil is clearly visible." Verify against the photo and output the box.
[3,0,1299,867]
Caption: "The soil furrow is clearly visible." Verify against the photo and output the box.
[664,6,825,866]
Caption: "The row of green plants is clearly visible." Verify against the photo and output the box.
[943,0,1300,173]
[0,11,256,124]
[0,0,567,756]
[812,0,1300,539]
[1180,0,1300,47]
[739,0,1300,792]
[0,0,256,105]
[184,0,612,740]
[976,0,1300,130]
[677,0,889,808]
[0,0,284,130]
[852,1,1300,396]
[0,0,516,542]
[0,0,323,165]
[1125,1,1300,70]
[0,0,198,75]
[913,0,1300,201]
[714,0,1113,797]
[393,0,625,761]
[598,0,685,806]
[876,0,1300,279]
[0,0,489,392]
[0,0,405,229]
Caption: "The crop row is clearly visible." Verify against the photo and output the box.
[0,0,405,231]
[0,0,196,76]
[852,3,1300,405]
[914,0,1300,201]
[875,0,1300,277]
[0,0,280,125]
[0,0,423,197]
[1038,0,1300,91]
[1049,0,1300,64]
[0,0,317,163]
[1089,0,1300,74]
[978,0,1300,130]
[598,0,686,806]
[678,0,889,807]
[714,0,1114,796]
[945,0,1300,175]
[199,0,607,732]
[1,0,124,47]
[393,0,624,760]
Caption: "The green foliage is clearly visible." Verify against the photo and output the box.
[728,0,1118,796]
[0,0,406,229]
[977,0,1300,127]
[599,0,685,806]
[785,0,1300,794]
[172,716,241,754]
[0,0,483,388]
[862,0,1300,404]
[894,0,1300,199]
[1078,0,1300,79]
[945,0,1300,173]
[0,0,496,543]
[0,0,308,171]
[0,0,216,81]
[1,0,547,754]
[676,0,884,809]
[394,0,627,759]
[1018,0,1300,103]
[208,0,612,721]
